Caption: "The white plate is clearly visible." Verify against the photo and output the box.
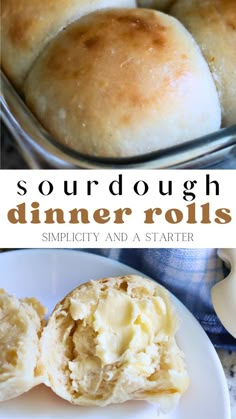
[0,249,231,419]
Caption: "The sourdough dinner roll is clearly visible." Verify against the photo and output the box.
[41,276,189,411]
[0,289,46,401]
[24,8,221,158]
[1,0,135,89]
[170,0,236,126]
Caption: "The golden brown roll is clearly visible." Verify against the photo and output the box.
[0,289,46,401]
[170,0,236,126]
[137,1,175,11]
[40,276,189,411]
[1,0,136,89]
[24,8,221,158]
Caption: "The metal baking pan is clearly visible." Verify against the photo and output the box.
[1,70,236,169]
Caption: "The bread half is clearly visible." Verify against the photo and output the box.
[0,289,46,401]
[41,276,189,412]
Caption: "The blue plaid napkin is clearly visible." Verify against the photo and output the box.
[84,248,236,350]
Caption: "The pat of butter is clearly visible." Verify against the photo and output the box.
[67,283,173,394]
[93,289,169,365]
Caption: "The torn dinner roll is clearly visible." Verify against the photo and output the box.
[0,289,46,402]
[40,276,189,411]
[24,8,221,158]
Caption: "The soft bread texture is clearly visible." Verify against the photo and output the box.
[138,1,175,11]
[170,0,236,126]
[1,0,135,90]
[40,276,189,411]
[24,8,221,158]
[0,289,46,402]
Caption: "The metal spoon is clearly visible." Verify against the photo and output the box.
[211,248,236,339]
